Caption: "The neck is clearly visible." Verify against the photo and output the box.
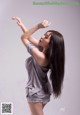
[43,47,48,54]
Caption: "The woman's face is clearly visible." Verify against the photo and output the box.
[39,32,52,49]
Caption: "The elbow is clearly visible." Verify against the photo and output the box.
[21,34,26,41]
[21,34,25,44]
[21,34,24,40]
[21,33,28,40]
[21,35,26,45]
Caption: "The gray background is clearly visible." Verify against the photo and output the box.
[0,0,80,115]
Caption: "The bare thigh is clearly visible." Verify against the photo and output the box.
[28,102,47,115]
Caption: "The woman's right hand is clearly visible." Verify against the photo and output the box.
[12,17,23,27]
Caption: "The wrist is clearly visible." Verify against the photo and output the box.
[37,23,44,29]
[35,24,40,30]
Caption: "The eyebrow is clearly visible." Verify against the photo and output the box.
[44,33,51,37]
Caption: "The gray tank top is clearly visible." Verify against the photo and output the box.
[25,43,52,97]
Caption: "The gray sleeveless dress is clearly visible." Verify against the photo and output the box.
[25,43,53,104]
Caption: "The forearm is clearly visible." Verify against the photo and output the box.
[21,24,39,40]
[20,23,28,33]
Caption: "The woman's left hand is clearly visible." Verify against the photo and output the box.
[38,20,51,29]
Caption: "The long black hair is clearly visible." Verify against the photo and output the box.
[45,30,65,98]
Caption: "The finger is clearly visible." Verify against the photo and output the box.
[15,17,21,23]
[43,19,48,22]
[12,17,20,24]
[12,17,18,21]
[12,17,16,20]
[12,16,19,20]
[44,20,49,24]
[44,20,51,26]
[17,22,20,25]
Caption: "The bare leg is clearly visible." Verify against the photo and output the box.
[28,102,46,115]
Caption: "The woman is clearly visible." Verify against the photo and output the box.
[12,17,65,115]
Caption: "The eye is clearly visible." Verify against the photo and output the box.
[45,35,48,39]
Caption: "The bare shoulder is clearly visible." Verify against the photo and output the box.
[32,47,48,66]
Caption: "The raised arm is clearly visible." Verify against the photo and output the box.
[12,17,39,47]
[12,17,51,66]
[12,17,30,33]
[21,19,51,47]
[12,17,51,48]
